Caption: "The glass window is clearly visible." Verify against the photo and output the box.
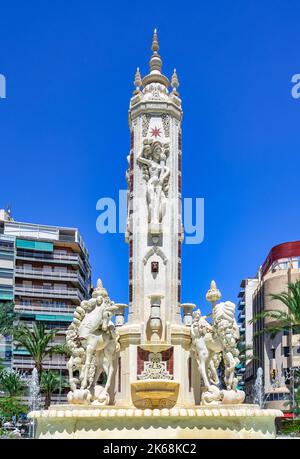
[271,348,276,359]
[292,346,300,356]
[283,347,290,357]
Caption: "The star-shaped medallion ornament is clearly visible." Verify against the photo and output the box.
[150,126,161,138]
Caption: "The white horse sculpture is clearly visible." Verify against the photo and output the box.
[66,279,120,405]
[191,301,240,393]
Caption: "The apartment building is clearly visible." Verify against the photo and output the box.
[0,210,91,382]
[0,220,15,368]
[236,277,258,396]
[240,241,300,411]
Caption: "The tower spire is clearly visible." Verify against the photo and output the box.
[141,30,170,91]
[151,28,159,52]
[133,67,142,94]
[149,28,162,74]
[171,68,179,95]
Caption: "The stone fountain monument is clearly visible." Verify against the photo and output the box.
[29,30,282,439]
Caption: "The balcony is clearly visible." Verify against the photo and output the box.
[238,289,245,298]
[12,355,68,371]
[16,250,87,273]
[238,301,245,311]
[14,302,75,316]
[15,267,87,289]
[14,321,68,332]
[238,313,245,323]
[14,284,83,302]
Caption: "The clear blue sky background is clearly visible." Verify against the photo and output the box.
[1,1,300,314]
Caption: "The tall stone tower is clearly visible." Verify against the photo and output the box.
[117,31,196,406]
[126,30,183,333]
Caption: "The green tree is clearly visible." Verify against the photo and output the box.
[0,369,26,424]
[0,370,24,397]
[292,387,300,417]
[50,342,72,358]
[41,370,67,409]
[250,279,300,337]
[13,322,57,382]
[0,397,26,423]
[0,302,17,336]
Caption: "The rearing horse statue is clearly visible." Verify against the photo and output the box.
[66,279,120,405]
[190,282,244,405]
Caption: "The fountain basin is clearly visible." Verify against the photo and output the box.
[28,404,283,439]
[131,379,179,409]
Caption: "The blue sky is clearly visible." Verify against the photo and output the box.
[0,1,300,314]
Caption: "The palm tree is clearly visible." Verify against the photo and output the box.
[13,322,58,382]
[0,369,24,397]
[41,371,66,409]
[50,342,72,358]
[250,279,300,338]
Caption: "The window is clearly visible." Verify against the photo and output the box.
[43,283,52,289]
[283,347,290,357]
[54,283,66,290]
[292,346,300,356]
[0,268,13,278]
[54,266,67,273]
[55,249,67,255]
[43,266,52,272]
[24,264,32,271]
[271,348,276,359]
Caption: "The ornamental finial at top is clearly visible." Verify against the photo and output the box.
[151,28,159,52]
[205,280,221,304]
[139,30,171,92]
[171,68,179,95]
[92,278,108,298]
[133,67,142,94]
[149,28,162,74]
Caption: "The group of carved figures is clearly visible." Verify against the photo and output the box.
[190,291,245,405]
[66,279,244,406]
[66,279,120,405]
[126,139,170,238]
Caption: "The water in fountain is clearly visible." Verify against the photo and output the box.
[253,367,264,408]
[28,368,42,438]
[28,367,42,411]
